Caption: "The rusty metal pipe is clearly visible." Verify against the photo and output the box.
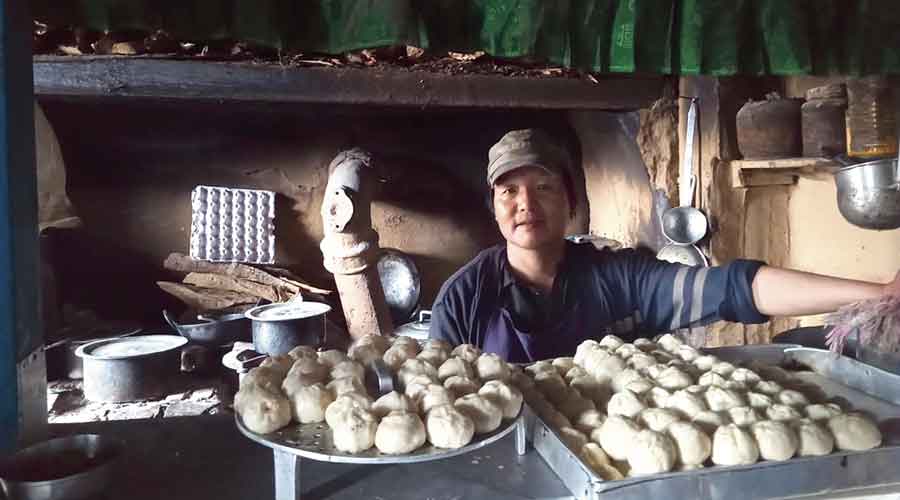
[320,149,393,340]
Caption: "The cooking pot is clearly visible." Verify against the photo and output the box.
[833,158,900,230]
[162,309,251,346]
[244,301,330,356]
[393,310,431,341]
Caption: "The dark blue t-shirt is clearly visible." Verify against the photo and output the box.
[428,241,767,361]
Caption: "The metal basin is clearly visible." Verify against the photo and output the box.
[0,434,121,500]
[834,158,900,230]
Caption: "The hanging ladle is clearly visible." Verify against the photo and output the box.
[661,98,709,245]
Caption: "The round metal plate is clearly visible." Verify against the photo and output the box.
[75,335,187,360]
[377,249,421,324]
[656,243,708,267]
[235,409,522,464]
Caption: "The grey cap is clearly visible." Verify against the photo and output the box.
[487,128,570,186]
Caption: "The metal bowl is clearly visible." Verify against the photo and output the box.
[834,158,900,230]
[0,434,121,500]
[661,206,709,245]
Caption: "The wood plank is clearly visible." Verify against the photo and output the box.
[182,273,279,303]
[32,56,666,110]
[731,164,798,188]
[157,281,257,311]
[731,158,838,170]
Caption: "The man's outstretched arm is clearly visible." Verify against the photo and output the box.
[751,267,899,317]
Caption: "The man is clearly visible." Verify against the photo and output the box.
[429,128,900,362]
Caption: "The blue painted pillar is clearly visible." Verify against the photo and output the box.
[0,0,42,451]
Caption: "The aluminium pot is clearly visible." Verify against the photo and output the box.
[833,158,900,230]
[75,334,187,402]
[244,301,331,356]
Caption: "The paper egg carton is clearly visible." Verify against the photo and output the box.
[189,185,275,264]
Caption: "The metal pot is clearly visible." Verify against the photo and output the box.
[393,310,431,341]
[833,158,900,230]
[245,301,330,356]
[75,334,187,402]
[162,309,251,346]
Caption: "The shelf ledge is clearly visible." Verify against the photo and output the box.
[727,157,840,188]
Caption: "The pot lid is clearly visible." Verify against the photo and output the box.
[377,249,421,324]
[75,335,188,360]
[245,301,331,321]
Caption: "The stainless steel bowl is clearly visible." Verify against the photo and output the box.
[834,158,900,230]
[0,434,121,500]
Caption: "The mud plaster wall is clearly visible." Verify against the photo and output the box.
[40,100,603,324]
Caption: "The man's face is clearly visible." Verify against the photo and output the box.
[492,166,570,251]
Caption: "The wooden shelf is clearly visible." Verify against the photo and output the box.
[728,157,840,188]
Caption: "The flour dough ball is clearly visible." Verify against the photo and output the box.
[612,368,645,393]
[599,335,625,350]
[651,350,676,363]
[633,338,656,352]
[417,347,451,368]
[656,333,684,353]
[442,375,479,397]
[372,391,416,418]
[450,343,481,364]
[287,383,335,423]
[792,419,835,456]
[325,393,373,428]
[241,366,285,394]
[331,360,366,384]
[607,390,647,419]
[691,410,731,434]
[564,365,589,382]
[805,403,843,421]
[423,338,451,352]
[615,344,640,360]
[383,343,418,371]
[541,408,573,430]
[398,358,439,387]
[353,333,392,354]
[391,335,420,349]
[584,352,626,383]
[478,380,524,419]
[656,367,694,391]
[580,442,613,472]
[573,340,602,366]
[437,357,474,382]
[639,408,681,432]
[327,376,366,397]
[710,362,736,377]
[558,388,597,420]
[754,380,783,396]
[648,387,673,409]
[723,380,748,393]
[594,415,642,461]
[705,387,746,412]
[317,349,350,369]
[676,346,701,362]
[574,409,607,435]
[665,390,708,418]
[287,345,318,361]
[286,357,329,385]
[525,360,556,376]
[419,384,455,414]
[712,424,760,466]
[827,413,882,451]
[570,376,611,406]
[624,378,655,395]
[692,355,719,372]
[552,357,576,376]
[405,375,440,402]
[751,420,798,461]
[348,344,383,366]
[331,406,378,453]
[627,352,658,371]
[747,392,774,409]
[666,421,712,466]
[454,394,503,434]
[627,430,677,475]
[730,368,761,386]
[534,371,569,404]
[475,353,511,382]
[426,404,475,449]
[778,390,810,407]
[510,370,536,391]
[374,411,427,454]
[558,426,589,451]
[766,404,803,422]
[728,406,761,427]
[644,363,667,380]
[698,372,728,388]
[685,384,707,395]
[236,386,292,434]
[260,355,294,377]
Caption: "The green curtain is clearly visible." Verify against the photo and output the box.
[30,0,900,75]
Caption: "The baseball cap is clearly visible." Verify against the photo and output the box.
[487,128,570,186]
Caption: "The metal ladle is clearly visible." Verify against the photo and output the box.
[661,98,709,245]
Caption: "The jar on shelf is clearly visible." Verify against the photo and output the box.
[802,83,847,157]
[845,76,898,159]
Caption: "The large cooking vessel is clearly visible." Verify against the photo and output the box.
[833,158,900,230]
[244,301,330,356]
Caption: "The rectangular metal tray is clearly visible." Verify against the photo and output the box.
[527,345,900,500]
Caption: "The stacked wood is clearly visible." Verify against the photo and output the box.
[157,253,331,312]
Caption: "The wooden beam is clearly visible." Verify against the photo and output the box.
[32,56,666,110]
[731,158,838,170]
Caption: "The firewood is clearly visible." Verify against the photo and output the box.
[163,253,284,288]
[182,272,279,302]
[157,281,256,311]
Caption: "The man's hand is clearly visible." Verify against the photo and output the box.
[885,271,900,298]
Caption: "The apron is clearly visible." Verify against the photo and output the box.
[482,302,587,363]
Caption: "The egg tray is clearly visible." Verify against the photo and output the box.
[189,185,275,264]
[528,345,900,500]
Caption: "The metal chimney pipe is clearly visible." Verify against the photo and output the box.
[320,148,393,340]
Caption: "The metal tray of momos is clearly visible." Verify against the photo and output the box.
[527,345,900,500]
